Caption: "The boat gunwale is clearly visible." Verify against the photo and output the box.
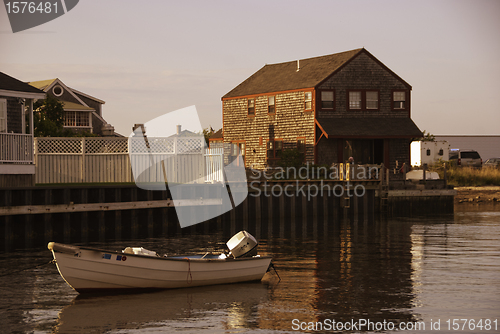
[49,242,272,262]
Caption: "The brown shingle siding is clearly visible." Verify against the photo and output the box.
[223,91,315,168]
[318,52,410,118]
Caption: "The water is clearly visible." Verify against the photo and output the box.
[1,211,499,333]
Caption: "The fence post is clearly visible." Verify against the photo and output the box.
[444,162,447,187]
[81,137,86,183]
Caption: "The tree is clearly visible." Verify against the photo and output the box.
[421,130,435,142]
[277,148,304,170]
[32,95,65,137]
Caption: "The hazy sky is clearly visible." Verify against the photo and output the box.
[1,0,499,136]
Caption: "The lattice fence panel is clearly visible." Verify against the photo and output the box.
[177,137,204,154]
[148,138,175,154]
[85,138,128,154]
[36,138,83,154]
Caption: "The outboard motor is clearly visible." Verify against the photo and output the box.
[226,231,258,258]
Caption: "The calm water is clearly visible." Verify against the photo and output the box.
[1,211,499,333]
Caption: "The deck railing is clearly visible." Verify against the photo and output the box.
[0,133,34,164]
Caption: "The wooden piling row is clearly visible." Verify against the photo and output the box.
[0,183,454,250]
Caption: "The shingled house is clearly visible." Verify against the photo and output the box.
[29,78,116,136]
[0,72,46,187]
[222,48,422,174]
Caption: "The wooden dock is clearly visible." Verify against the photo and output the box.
[0,181,455,250]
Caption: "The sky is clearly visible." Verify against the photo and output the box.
[1,0,499,137]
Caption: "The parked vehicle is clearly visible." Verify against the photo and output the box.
[449,149,482,168]
[484,158,500,168]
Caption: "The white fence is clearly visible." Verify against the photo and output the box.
[0,133,33,164]
[34,137,225,184]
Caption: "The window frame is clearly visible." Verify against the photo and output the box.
[267,138,283,160]
[392,90,407,110]
[247,98,255,117]
[347,90,380,111]
[347,90,362,110]
[0,98,7,133]
[64,111,90,127]
[267,95,276,115]
[296,137,306,162]
[320,90,335,110]
[231,140,246,166]
[304,91,313,112]
[365,90,379,110]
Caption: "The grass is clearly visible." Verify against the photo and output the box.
[430,162,500,187]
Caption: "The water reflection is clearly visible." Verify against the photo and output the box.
[54,283,269,333]
[1,211,499,333]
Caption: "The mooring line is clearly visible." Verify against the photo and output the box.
[0,260,54,278]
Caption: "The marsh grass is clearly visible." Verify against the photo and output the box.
[430,161,500,186]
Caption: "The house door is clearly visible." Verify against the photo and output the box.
[343,139,375,164]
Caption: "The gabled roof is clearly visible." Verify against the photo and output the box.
[222,48,411,99]
[28,78,57,91]
[209,128,223,141]
[28,78,105,106]
[61,100,94,111]
[316,117,422,138]
[0,72,46,99]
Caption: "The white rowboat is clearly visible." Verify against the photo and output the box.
[48,234,272,293]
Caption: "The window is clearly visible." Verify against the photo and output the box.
[348,90,379,110]
[426,149,431,156]
[297,138,306,161]
[268,96,275,114]
[52,85,63,97]
[304,92,312,111]
[0,99,7,133]
[231,141,246,165]
[321,91,334,109]
[267,139,283,159]
[366,91,379,109]
[393,91,406,109]
[65,111,89,127]
[247,98,255,116]
[348,91,361,109]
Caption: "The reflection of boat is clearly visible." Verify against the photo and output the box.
[55,283,269,333]
[48,231,272,293]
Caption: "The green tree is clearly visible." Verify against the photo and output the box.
[277,148,304,170]
[32,95,65,137]
[421,130,435,142]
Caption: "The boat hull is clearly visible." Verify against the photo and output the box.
[48,242,272,293]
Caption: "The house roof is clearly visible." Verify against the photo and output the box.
[209,128,223,141]
[61,100,94,111]
[28,78,57,91]
[316,117,422,138]
[223,48,412,99]
[29,78,105,105]
[225,48,383,99]
[0,72,46,99]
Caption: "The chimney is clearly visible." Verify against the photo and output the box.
[296,59,300,72]
[176,125,181,135]
[133,123,145,136]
